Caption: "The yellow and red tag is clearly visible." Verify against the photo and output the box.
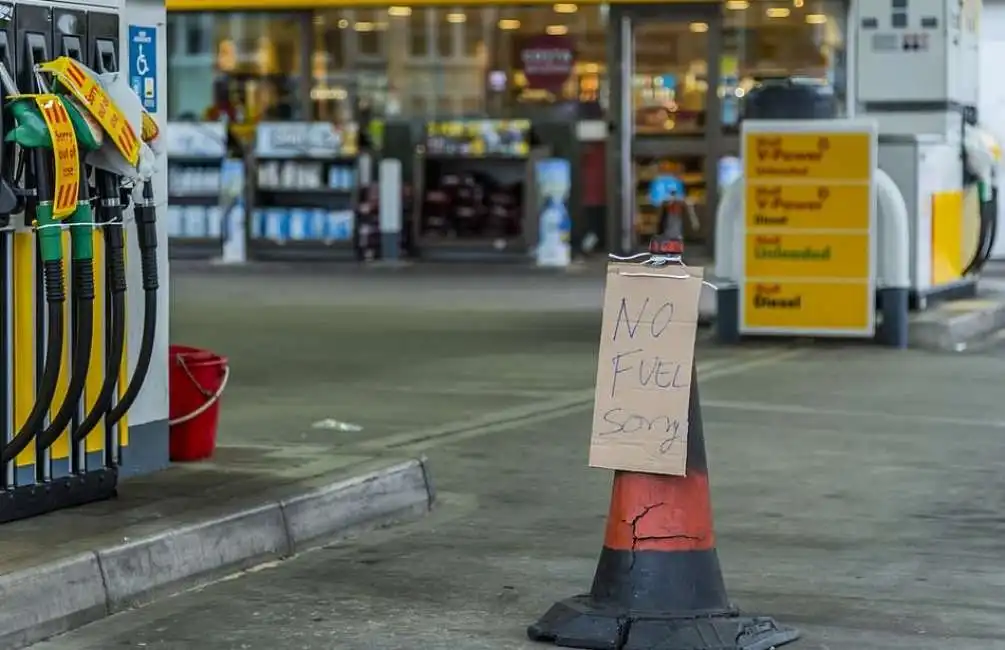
[33,94,79,220]
[38,56,140,167]
[140,111,159,143]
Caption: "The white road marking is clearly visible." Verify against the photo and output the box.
[362,348,805,452]
[703,399,1005,430]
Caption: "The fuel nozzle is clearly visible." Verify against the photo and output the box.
[133,179,158,292]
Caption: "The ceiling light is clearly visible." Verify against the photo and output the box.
[725,0,749,8]
[354,21,375,31]
[446,12,466,23]
[793,0,804,6]
[766,7,791,18]
[689,21,708,32]
[498,18,521,30]
[546,24,568,35]
[337,18,349,28]
[554,3,578,13]
[805,13,827,24]
[388,6,411,17]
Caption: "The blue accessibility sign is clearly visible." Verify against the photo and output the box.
[128,25,158,112]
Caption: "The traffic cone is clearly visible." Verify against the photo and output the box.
[527,365,800,650]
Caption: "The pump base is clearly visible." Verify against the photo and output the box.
[0,467,118,524]
[528,597,800,650]
[910,278,979,310]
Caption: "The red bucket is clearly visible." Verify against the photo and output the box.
[168,345,229,462]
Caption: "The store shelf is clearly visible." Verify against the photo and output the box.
[249,122,362,260]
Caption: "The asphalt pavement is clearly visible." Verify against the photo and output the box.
[27,265,1005,650]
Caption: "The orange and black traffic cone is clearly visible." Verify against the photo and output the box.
[527,365,799,650]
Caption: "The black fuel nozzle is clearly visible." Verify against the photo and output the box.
[133,179,158,292]
[97,170,127,295]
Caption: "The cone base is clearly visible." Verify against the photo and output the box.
[527,595,800,650]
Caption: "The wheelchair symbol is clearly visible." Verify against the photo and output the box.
[135,46,149,76]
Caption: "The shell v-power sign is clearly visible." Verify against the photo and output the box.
[739,120,878,337]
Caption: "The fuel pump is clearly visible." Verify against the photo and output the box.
[0,59,77,465]
[35,56,160,443]
[32,87,104,454]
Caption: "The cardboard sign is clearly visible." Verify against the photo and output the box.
[34,95,79,220]
[39,57,140,167]
[589,263,704,476]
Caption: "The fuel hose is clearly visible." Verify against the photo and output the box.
[0,140,66,465]
[106,179,158,427]
[964,182,998,276]
[35,169,94,452]
[72,170,127,444]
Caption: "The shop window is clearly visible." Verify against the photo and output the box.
[460,94,483,115]
[435,94,454,116]
[168,4,613,126]
[184,18,207,55]
[312,11,351,125]
[461,9,487,58]
[354,9,384,58]
[409,10,429,57]
[409,94,429,116]
[168,11,305,144]
[437,10,455,58]
[723,0,848,131]
[632,22,708,135]
[314,11,347,71]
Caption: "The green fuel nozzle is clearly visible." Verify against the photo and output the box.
[4,94,100,263]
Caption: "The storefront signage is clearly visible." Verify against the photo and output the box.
[744,183,870,230]
[519,34,574,93]
[255,122,358,158]
[744,131,871,181]
[743,232,870,279]
[739,120,877,337]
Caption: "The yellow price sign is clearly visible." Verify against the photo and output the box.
[742,281,872,332]
[745,183,871,231]
[38,56,140,167]
[744,232,871,280]
[33,95,79,220]
[744,132,871,181]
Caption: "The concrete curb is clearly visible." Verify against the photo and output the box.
[0,457,434,650]
[909,299,1005,351]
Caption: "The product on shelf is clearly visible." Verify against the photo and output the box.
[420,171,524,240]
[251,122,361,253]
[165,122,229,245]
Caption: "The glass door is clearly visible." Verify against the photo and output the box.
[607,4,723,254]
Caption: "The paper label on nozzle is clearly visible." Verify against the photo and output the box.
[588,263,704,476]
[34,94,79,220]
[38,57,140,167]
